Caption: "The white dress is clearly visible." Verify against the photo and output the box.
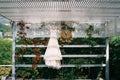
[44,26,62,69]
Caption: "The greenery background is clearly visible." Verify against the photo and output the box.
[0,23,120,79]
[0,23,11,33]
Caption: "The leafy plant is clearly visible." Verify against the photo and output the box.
[0,23,12,32]
[0,38,12,65]
[16,68,39,79]
[110,36,120,80]
[85,25,99,38]
[0,67,12,79]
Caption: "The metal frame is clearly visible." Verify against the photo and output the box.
[12,22,16,80]
[19,54,106,58]
[0,30,110,79]
[12,36,109,80]
[16,44,105,48]
[105,38,109,80]
[7,12,109,80]
[0,65,12,67]
[15,64,106,68]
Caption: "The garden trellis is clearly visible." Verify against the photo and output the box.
[0,0,120,80]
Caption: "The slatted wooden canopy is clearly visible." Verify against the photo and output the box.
[0,0,120,35]
[0,0,120,37]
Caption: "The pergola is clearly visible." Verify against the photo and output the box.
[0,0,120,80]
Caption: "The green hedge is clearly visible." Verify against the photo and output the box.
[0,38,12,65]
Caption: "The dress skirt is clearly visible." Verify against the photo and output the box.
[44,26,62,69]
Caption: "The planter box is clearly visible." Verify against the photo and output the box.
[16,78,23,80]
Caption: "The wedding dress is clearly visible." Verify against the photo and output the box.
[44,26,62,69]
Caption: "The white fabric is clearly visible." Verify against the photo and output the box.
[44,26,62,69]
[1,76,6,80]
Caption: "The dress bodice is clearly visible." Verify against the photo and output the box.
[50,28,57,38]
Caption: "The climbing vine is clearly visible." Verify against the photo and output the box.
[16,21,49,69]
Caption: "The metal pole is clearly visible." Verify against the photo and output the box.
[105,38,109,80]
[12,22,16,80]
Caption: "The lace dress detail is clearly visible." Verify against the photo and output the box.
[44,26,62,69]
